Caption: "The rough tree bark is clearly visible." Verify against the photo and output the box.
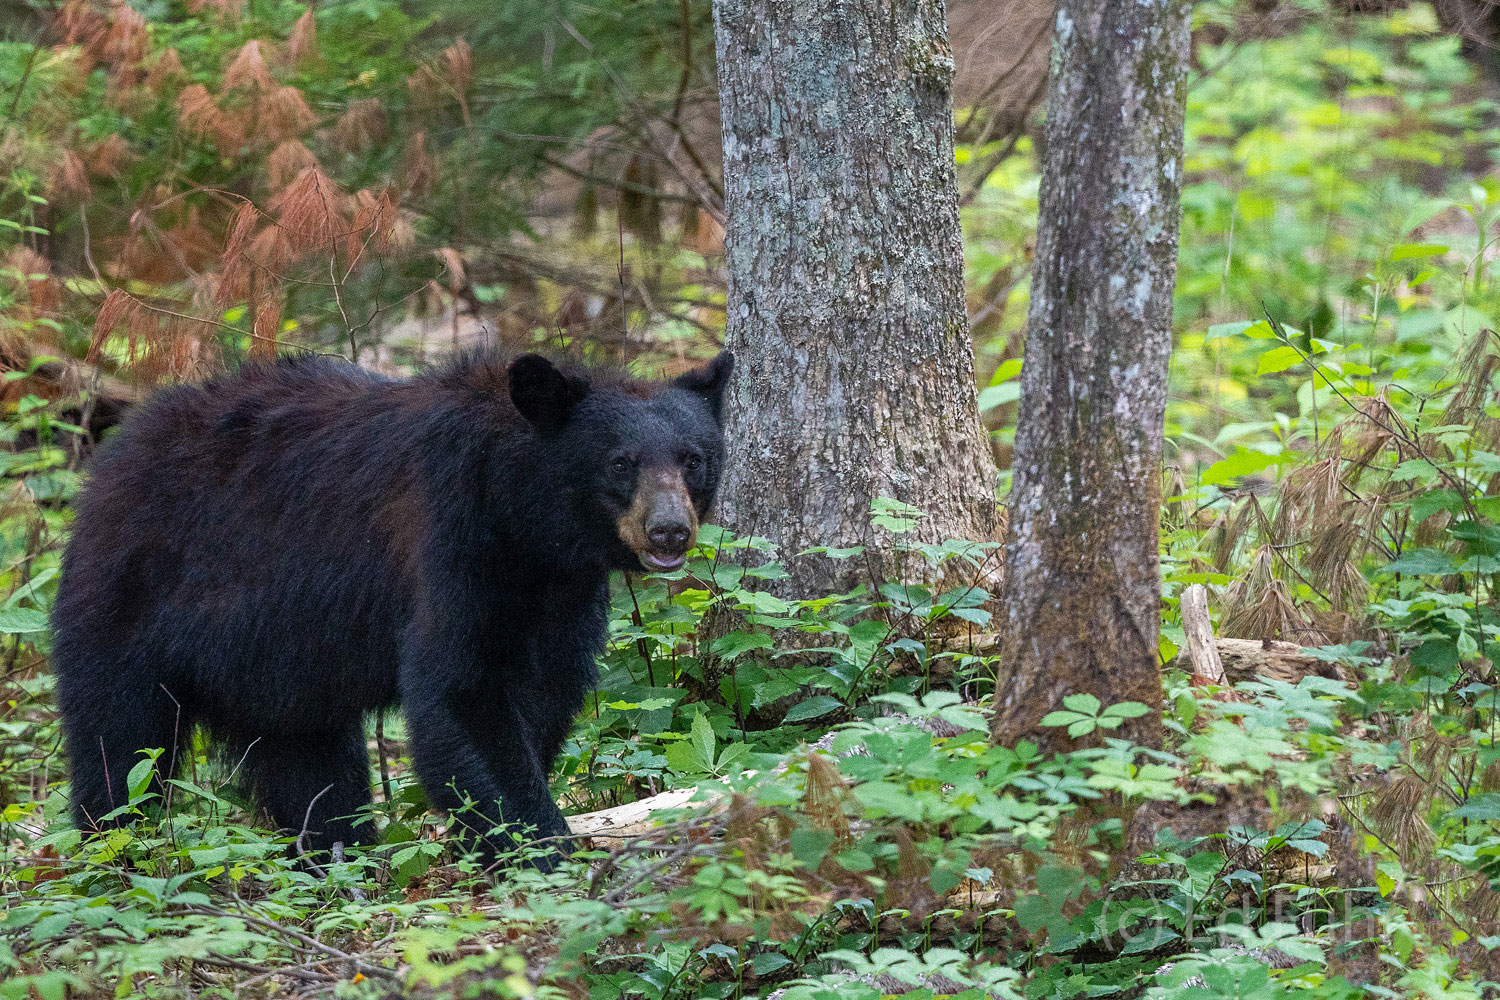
[991,1,1191,751]
[711,0,1000,597]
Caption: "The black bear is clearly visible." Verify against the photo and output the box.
[52,349,732,866]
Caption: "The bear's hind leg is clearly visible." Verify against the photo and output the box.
[59,668,184,834]
[241,723,373,856]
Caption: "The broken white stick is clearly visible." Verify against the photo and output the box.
[1179,583,1227,687]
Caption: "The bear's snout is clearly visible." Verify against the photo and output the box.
[618,465,698,571]
[647,519,691,554]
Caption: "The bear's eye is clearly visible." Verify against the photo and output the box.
[610,456,633,476]
[683,453,702,472]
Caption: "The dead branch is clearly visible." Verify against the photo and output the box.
[567,785,715,839]
[1180,583,1228,686]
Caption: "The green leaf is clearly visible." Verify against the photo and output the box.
[1285,837,1329,858]
[1390,242,1448,261]
[604,697,676,711]
[790,828,835,867]
[1451,793,1500,822]
[1208,319,1279,340]
[782,695,843,724]
[664,740,708,774]
[737,591,795,615]
[1257,344,1309,375]
[1379,548,1460,576]
[870,496,925,534]
[1066,718,1095,738]
[0,607,49,634]
[126,756,156,799]
[1014,890,1068,937]
[1200,447,1284,486]
[977,382,1022,412]
[715,742,752,774]
[990,358,1023,383]
[711,631,772,661]
[853,780,927,821]
[1039,710,1082,728]
[1207,320,1254,339]
[1061,692,1102,714]
[848,619,891,643]
[1390,458,1441,484]
[1185,850,1226,892]
[1411,638,1459,670]
[689,714,717,770]
[1471,450,1500,474]
[929,867,962,896]
[1410,490,1465,522]
[1122,926,1179,954]
[751,953,792,975]
[977,359,1023,411]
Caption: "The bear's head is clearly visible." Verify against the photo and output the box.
[506,351,733,573]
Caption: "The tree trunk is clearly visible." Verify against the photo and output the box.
[991,1,1191,751]
[711,0,1000,598]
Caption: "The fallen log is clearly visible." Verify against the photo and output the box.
[936,630,1339,685]
[1207,637,1346,685]
[567,786,710,839]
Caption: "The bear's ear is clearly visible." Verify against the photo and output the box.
[508,354,589,432]
[673,351,734,424]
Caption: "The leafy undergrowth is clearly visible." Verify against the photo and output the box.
[2,481,1499,999]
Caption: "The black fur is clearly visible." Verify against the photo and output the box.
[52,350,732,867]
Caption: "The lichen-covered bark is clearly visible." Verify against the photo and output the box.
[711,0,1000,597]
[991,0,1191,751]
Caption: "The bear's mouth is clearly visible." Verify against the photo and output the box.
[639,550,686,572]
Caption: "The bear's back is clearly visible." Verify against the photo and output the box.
[55,358,437,685]
[68,357,398,557]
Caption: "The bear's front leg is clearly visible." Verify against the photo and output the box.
[400,655,573,871]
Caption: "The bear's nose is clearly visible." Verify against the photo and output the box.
[648,522,691,554]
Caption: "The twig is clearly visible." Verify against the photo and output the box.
[157,683,183,847]
[958,72,1047,207]
[1264,307,1481,518]
[310,181,356,360]
[955,17,1050,144]
[78,203,108,291]
[99,735,115,812]
[222,736,261,788]
[625,575,656,686]
[128,297,335,355]
[294,782,336,875]
[329,841,368,902]
[198,899,400,982]
[233,952,389,990]
[670,0,693,126]
[539,152,702,205]
[192,954,332,985]
[593,819,726,906]
[375,712,393,803]
[557,16,724,219]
